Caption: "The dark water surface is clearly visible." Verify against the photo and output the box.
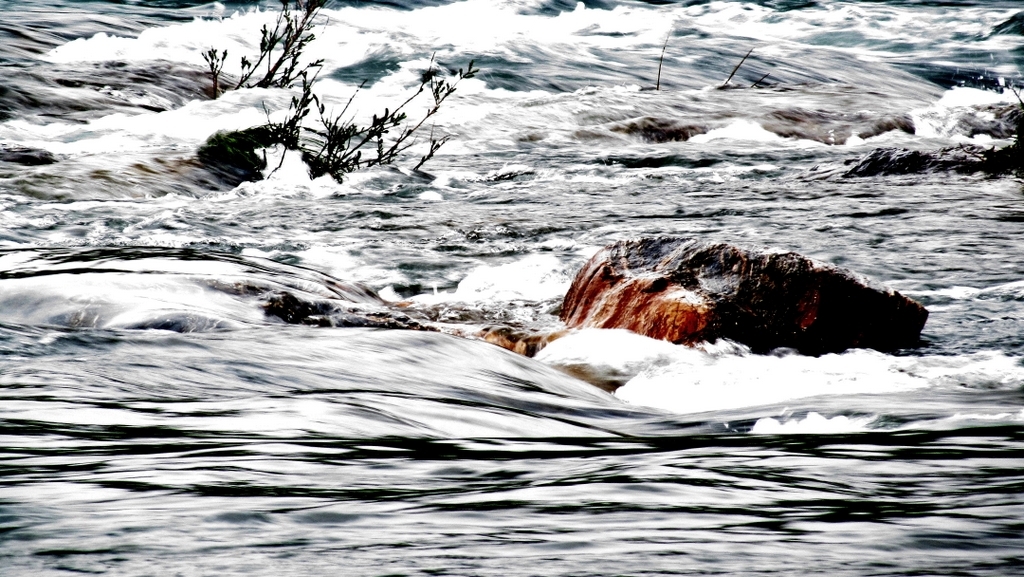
[2,0,1024,574]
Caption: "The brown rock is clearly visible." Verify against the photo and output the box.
[608,117,709,143]
[479,326,568,357]
[560,238,928,355]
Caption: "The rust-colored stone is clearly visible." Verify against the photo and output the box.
[479,326,568,357]
[560,238,928,355]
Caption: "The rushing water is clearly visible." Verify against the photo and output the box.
[3,0,1024,574]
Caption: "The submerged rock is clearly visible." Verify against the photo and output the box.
[262,290,432,330]
[762,109,915,145]
[843,146,989,177]
[205,277,431,331]
[844,142,1023,177]
[195,126,279,185]
[605,110,915,147]
[560,237,928,355]
[609,117,709,143]
[0,144,57,166]
[955,103,1022,140]
[478,326,568,357]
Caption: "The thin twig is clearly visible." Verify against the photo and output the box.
[751,71,771,88]
[722,48,753,87]
[656,31,671,91]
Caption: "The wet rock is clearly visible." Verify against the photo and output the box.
[609,117,709,143]
[844,104,1024,178]
[119,313,231,332]
[209,274,567,350]
[956,104,1022,139]
[560,237,928,355]
[259,286,577,356]
[0,144,57,166]
[205,276,426,330]
[195,127,278,185]
[843,146,988,177]
[762,108,915,145]
[478,326,568,357]
[856,114,917,140]
[261,290,432,330]
[205,270,384,306]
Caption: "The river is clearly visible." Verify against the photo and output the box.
[2,0,1024,574]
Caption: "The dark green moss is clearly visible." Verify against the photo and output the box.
[196,126,278,183]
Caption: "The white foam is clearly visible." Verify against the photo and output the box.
[904,280,1024,301]
[42,0,1017,77]
[616,347,930,414]
[279,246,403,288]
[538,238,579,251]
[943,408,1024,424]
[535,328,689,383]
[576,331,1024,415]
[981,280,1024,300]
[377,286,403,303]
[0,87,285,157]
[689,119,786,144]
[902,285,983,300]
[411,254,571,304]
[912,86,1021,140]
[0,273,265,330]
[936,86,1019,109]
[40,0,671,79]
[45,10,281,71]
[258,147,341,199]
[24,0,1015,189]
[752,412,876,434]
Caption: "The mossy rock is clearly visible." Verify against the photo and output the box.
[196,126,279,184]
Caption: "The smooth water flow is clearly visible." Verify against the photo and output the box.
[2,1,1024,574]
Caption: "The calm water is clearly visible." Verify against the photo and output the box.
[2,0,1024,574]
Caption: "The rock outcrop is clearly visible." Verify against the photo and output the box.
[560,238,928,355]
[227,237,929,358]
[843,146,988,177]
[0,144,57,166]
